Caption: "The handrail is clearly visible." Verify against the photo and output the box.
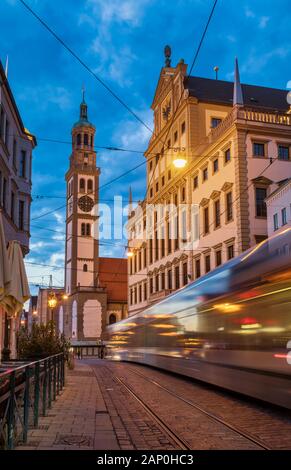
[0,353,64,378]
[0,353,65,450]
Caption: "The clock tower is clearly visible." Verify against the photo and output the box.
[64,92,107,342]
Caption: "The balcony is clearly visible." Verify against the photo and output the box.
[207,106,291,146]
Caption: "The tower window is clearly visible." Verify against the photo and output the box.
[87,179,93,193]
[86,224,91,236]
[80,178,85,192]
[81,223,86,236]
[84,133,89,146]
[77,134,81,146]
[83,264,88,272]
[90,135,93,147]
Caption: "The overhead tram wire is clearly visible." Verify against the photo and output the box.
[19,0,153,135]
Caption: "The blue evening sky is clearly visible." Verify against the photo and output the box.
[0,0,290,293]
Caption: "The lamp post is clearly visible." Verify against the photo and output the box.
[48,291,58,324]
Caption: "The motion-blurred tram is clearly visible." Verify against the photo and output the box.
[106,228,291,409]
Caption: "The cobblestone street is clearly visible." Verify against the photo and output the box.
[16,359,291,451]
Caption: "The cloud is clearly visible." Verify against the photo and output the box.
[18,85,73,111]
[84,0,150,26]
[259,16,270,29]
[241,46,291,74]
[81,0,152,86]
[245,7,255,18]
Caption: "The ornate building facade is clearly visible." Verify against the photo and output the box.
[127,49,291,316]
[61,95,127,342]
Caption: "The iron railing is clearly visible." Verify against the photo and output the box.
[0,353,65,450]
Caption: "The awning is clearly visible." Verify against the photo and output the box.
[3,241,30,317]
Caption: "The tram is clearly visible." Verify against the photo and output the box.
[106,228,291,409]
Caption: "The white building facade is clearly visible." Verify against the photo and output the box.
[127,50,291,317]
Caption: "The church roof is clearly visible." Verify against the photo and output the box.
[185,76,288,111]
[99,257,127,302]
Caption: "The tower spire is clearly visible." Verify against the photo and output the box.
[80,85,88,121]
[233,57,243,106]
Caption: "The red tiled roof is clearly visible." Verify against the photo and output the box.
[99,257,127,302]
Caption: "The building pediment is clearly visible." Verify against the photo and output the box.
[221,182,233,192]
[200,198,209,207]
[151,68,175,109]
[251,176,273,186]
[210,190,221,200]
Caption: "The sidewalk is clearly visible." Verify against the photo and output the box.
[16,361,119,450]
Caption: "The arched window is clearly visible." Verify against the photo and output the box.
[77,133,81,146]
[90,135,93,147]
[80,178,85,192]
[109,314,117,325]
[84,134,89,146]
[87,179,93,193]
[83,264,88,272]
[86,224,91,236]
[81,223,86,236]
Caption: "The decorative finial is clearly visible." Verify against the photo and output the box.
[214,66,219,80]
[164,45,171,67]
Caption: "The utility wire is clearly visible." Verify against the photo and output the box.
[19,0,153,134]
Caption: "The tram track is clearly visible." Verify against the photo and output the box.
[123,365,271,450]
[113,374,192,450]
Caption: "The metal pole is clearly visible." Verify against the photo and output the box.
[53,356,57,401]
[34,361,40,427]
[48,357,52,409]
[23,366,30,443]
[7,371,16,450]
[42,359,47,416]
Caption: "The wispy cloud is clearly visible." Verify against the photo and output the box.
[259,16,270,29]
[18,86,73,111]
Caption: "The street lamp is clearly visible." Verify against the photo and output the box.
[48,291,58,323]
[173,157,187,168]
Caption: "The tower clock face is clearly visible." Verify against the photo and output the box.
[78,195,94,212]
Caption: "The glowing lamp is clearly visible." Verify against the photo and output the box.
[48,292,58,309]
[173,158,187,169]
